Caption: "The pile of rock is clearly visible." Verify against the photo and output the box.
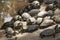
[1,0,60,38]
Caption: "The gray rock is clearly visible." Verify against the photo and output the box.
[40,19,54,27]
[44,0,56,4]
[6,27,14,38]
[25,25,39,32]
[28,9,40,16]
[31,0,40,8]
[37,11,48,18]
[47,10,54,16]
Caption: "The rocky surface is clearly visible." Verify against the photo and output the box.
[0,25,60,40]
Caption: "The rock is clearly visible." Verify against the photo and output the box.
[40,29,55,38]
[55,24,60,33]
[40,19,54,28]
[22,12,31,21]
[1,22,13,29]
[45,3,55,11]
[28,9,40,16]
[6,27,14,38]
[28,0,35,3]
[44,0,56,4]
[21,21,27,30]
[54,8,60,16]
[31,0,40,8]
[52,16,60,23]
[25,25,39,32]
[6,27,14,34]
[14,20,21,27]
[36,17,43,24]
[38,0,43,4]
[56,2,60,8]
[47,10,54,16]
[17,7,28,16]
[4,14,13,23]
[14,20,23,30]
[44,16,51,20]
[37,11,48,18]
[27,17,36,24]
[14,15,22,21]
